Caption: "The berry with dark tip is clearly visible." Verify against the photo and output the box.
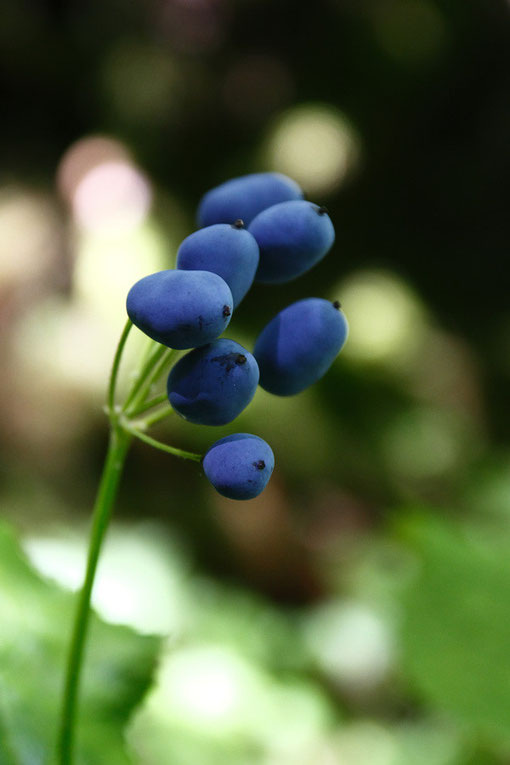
[197,172,303,228]
[126,270,233,350]
[177,223,260,307]
[203,433,275,500]
[249,200,335,284]
[167,339,259,425]
[253,297,348,395]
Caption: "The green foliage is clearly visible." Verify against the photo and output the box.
[0,521,160,765]
[127,580,337,765]
[399,513,510,744]
[189,582,309,673]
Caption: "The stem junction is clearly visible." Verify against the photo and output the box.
[56,323,201,764]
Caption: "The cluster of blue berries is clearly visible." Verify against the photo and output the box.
[126,172,348,500]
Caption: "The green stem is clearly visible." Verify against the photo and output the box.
[142,404,175,428]
[125,424,202,462]
[56,426,132,764]
[107,319,133,414]
[127,392,169,417]
[57,321,187,763]
[122,343,167,413]
[127,347,177,413]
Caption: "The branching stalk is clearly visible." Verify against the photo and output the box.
[56,325,197,764]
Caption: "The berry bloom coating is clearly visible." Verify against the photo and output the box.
[167,339,259,425]
[177,223,260,307]
[203,433,275,500]
[254,298,348,395]
[197,172,303,228]
[126,270,233,350]
[249,201,335,284]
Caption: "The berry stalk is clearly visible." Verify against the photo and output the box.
[56,424,131,764]
[56,322,184,764]
[107,318,133,414]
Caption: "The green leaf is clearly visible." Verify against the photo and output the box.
[0,521,161,765]
[399,513,510,742]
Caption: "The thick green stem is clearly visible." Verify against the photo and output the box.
[56,426,132,764]
[57,320,191,763]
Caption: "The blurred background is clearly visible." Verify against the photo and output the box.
[1,0,510,763]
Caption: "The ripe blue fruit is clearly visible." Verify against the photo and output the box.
[126,270,233,350]
[203,433,275,500]
[254,298,348,395]
[197,172,303,228]
[249,201,335,284]
[167,338,259,425]
[177,222,260,308]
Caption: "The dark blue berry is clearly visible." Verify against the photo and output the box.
[197,172,303,228]
[177,223,260,307]
[253,298,348,395]
[126,270,233,350]
[203,433,274,500]
[249,201,335,284]
[167,339,259,425]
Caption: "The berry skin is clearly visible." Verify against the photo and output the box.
[167,339,259,425]
[197,172,303,228]
[249,201,335,284]
[126,270,233,350]
[253,298,348,395]
[177,223,260,308]
[203,433,275,500]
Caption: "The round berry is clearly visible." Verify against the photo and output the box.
[249,201,335,284]
[197,172,303,228]
[177,223,260,307]
[254,298,348,395]
[167,339,259,425]
[126,270,233,350]
[203,433,275,500]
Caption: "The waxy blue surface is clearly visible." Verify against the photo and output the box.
[249,201,335,284]
[177,223,259,307]
[203,433,274,500]
[254,298,348,395]
[167,339,259,425]
[197,172,303,228]
[126,269,233,350]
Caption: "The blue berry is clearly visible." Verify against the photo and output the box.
[197,172,303,228]
[177,222,260,308]
[203,433,275,500]
[167,338,259,425]
[249,201,335,284]
[254,298,348,395]
[126,270,233,350]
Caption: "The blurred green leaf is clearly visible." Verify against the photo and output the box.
[0,521,160,765]
[190,581,308,673]
[127,582,336,765]
[399,513,510,742]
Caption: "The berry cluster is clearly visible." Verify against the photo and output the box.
[126,172,348,500]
